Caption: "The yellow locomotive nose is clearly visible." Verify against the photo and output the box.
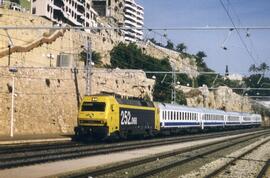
[78,102,107,126]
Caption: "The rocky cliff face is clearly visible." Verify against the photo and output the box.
[138,41,199,78]
[0,9,198,78]
[182,85,252,112]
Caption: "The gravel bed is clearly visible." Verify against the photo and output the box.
[265,167,270,178]
[95,133,268,178]
[179,136,270,178]
[217,140,270,178]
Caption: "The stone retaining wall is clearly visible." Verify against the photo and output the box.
[0,66,154,135]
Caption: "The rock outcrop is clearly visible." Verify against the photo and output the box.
[182,85,252,112]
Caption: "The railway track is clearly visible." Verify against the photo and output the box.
[0,129,264,169]
[60,129,270,178]
[257,159,270,178]
[204,139,270,178]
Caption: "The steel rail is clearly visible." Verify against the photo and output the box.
[61,130,270,178]
[204,139,270,178]
[132,133,270,178]
[0,129,265,169]
[256,159,270,178]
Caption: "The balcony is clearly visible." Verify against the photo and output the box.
[124,3,137,12]
[124,19,137,28]
[77,5,84,14]
[54,0,64,8]
[124,14,137,22]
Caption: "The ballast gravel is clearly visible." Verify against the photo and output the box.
[179,136,270,178]
[0,131,260,178]
[217,140,270,178]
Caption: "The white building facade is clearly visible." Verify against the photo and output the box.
[123,0,144,42]
[31,0,98,28]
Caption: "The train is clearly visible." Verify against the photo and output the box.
[74,93,262,139]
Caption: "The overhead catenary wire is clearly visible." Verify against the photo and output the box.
[1,26,270,30]
[226,0,261,64]
[219,0,259,65]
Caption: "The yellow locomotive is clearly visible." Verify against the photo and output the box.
[75,93,160,139]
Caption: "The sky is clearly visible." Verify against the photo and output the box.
[136,0,270,76]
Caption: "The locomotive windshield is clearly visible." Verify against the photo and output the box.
[81,102,106,112]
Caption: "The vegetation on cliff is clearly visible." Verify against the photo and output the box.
[110,42,187,104]
[109,40,269,117]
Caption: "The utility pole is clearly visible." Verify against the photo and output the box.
[85,38,92,96]
[9,67,17,137]
[8,44,11,66]
[171,69,176,104]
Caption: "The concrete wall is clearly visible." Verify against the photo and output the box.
[0,66,154,136]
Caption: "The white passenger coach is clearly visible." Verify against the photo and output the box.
[157,103,262,132]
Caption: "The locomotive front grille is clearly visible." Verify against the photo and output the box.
[80,120,103,124]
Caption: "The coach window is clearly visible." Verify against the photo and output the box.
[162,111,165,120]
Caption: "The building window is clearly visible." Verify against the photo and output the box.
[86,13,89,19]
[86,3,90,9]
[32,7,36,14]
[47,5,50,12]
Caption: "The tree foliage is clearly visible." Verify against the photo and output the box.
[110,42,187,103]
[249,63,270,75]
[165,40,174,50]
[80,51,102,67]
[176,43,187,53]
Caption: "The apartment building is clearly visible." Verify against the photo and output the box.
[31,0,98,28]
[123,0,144,42]
[31,0,144,42]
[92,0,144,42]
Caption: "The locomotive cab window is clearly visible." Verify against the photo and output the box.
[81,102,106,112]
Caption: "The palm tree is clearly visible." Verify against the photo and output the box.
[196,51,207,59]
[176,43,187,53]
[258,62,270,76]
[165,40,174,50]
[248,64,258,73]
